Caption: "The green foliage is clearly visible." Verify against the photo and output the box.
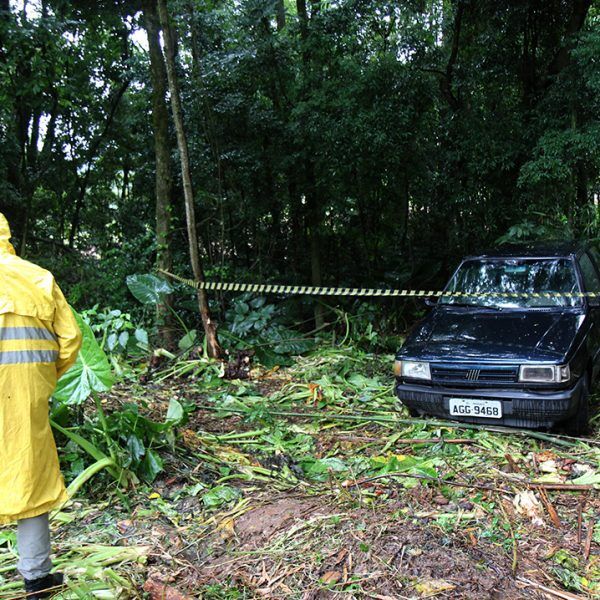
[496,216,573,245]
[51,311,188,486]
[104,399,187,482]
[299,457,348,481]
[53,311,114,405]
[2,0,599,339]
[178,329,197,351]
[81,305,149,357]
[126,274,174,306]
[369,454,440,487]
[551,549,598,594]
[196,583,248,600]
[223,294,315,366]
[57,397,190,485]
[202,485,242,509]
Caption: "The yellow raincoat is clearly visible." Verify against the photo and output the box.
[0,213,82,524]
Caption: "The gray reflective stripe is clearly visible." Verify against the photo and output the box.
[0,350,59,365]
[0,327,56,342]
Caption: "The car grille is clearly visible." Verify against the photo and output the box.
[431,364,518,384]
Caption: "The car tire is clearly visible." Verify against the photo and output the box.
[395,399,419,418]
[563,376,590,436]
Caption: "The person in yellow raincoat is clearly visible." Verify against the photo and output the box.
[0,213,82,598]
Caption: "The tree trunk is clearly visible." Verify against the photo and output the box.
[401,170,410,253]
[275,0,286,30]
[142,0,176,350]
[440,0,464,111]
[188,1,228,278]
[306,162,325,329]
[546,0,592,84]
[157,0,222,359]
[296,0,324,328]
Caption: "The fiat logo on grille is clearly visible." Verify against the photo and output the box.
[467,369,481,381]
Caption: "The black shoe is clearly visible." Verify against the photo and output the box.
[24,573,64,599]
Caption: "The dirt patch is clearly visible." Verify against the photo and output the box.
[234,497,322,548]
[350,521,522,599]
[190,497,531,599]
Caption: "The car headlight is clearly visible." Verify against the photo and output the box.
[518,364,570,383]
[399,360,431,380]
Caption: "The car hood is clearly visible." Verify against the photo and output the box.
[399,309,587,362]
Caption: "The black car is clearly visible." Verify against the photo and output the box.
[395,242,600,434]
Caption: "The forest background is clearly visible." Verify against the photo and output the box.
[1,0,600,343]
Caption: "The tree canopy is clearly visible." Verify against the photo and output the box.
[1,0,599,320]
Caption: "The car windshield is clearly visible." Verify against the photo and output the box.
[441,258,582,308]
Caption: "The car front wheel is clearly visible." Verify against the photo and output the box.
[395,399,419,418]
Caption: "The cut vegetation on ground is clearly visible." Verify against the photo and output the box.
[1,346,598,599]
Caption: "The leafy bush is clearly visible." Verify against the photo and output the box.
[81,305,149,357]
[222,294,315,366]
[52,310,187,488]
[495,214,573,245]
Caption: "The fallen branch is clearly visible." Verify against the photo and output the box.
[516,577,588,600]
[494,470,596,492]
[392,437,475,445]
[577,496,586,545]
[343,471,504,493]
[528,483,594,492]
[538,488,561,528]
[584,518,594,560]
[343,471,595,495]
[332,435,474,445]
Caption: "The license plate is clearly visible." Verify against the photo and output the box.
[448,398,502,419]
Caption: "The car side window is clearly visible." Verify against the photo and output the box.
[578,253,600,293]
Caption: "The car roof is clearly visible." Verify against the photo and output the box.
[466,240,589,260]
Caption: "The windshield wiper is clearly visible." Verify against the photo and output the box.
[444,302,503,311]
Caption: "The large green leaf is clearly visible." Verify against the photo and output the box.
[202,485,241,508]
[300,457,349,482]
[166,398,184,424]
[178,329,197,351]
[53,312,114,405]
[140,449,164,483]
[126,274,174,306]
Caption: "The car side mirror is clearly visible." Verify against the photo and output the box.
[424,297,438,307]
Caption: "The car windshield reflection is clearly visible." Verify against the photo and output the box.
[441,258,582,308]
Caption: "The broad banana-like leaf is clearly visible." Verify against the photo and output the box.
[126,273,174,305]
[53,311,114,405]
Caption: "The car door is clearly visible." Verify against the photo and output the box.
[577,250,600,383]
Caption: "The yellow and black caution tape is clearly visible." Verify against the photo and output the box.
[159,270,599,299]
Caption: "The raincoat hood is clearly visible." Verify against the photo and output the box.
[0,213,16,255]
[0,213,55,320]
